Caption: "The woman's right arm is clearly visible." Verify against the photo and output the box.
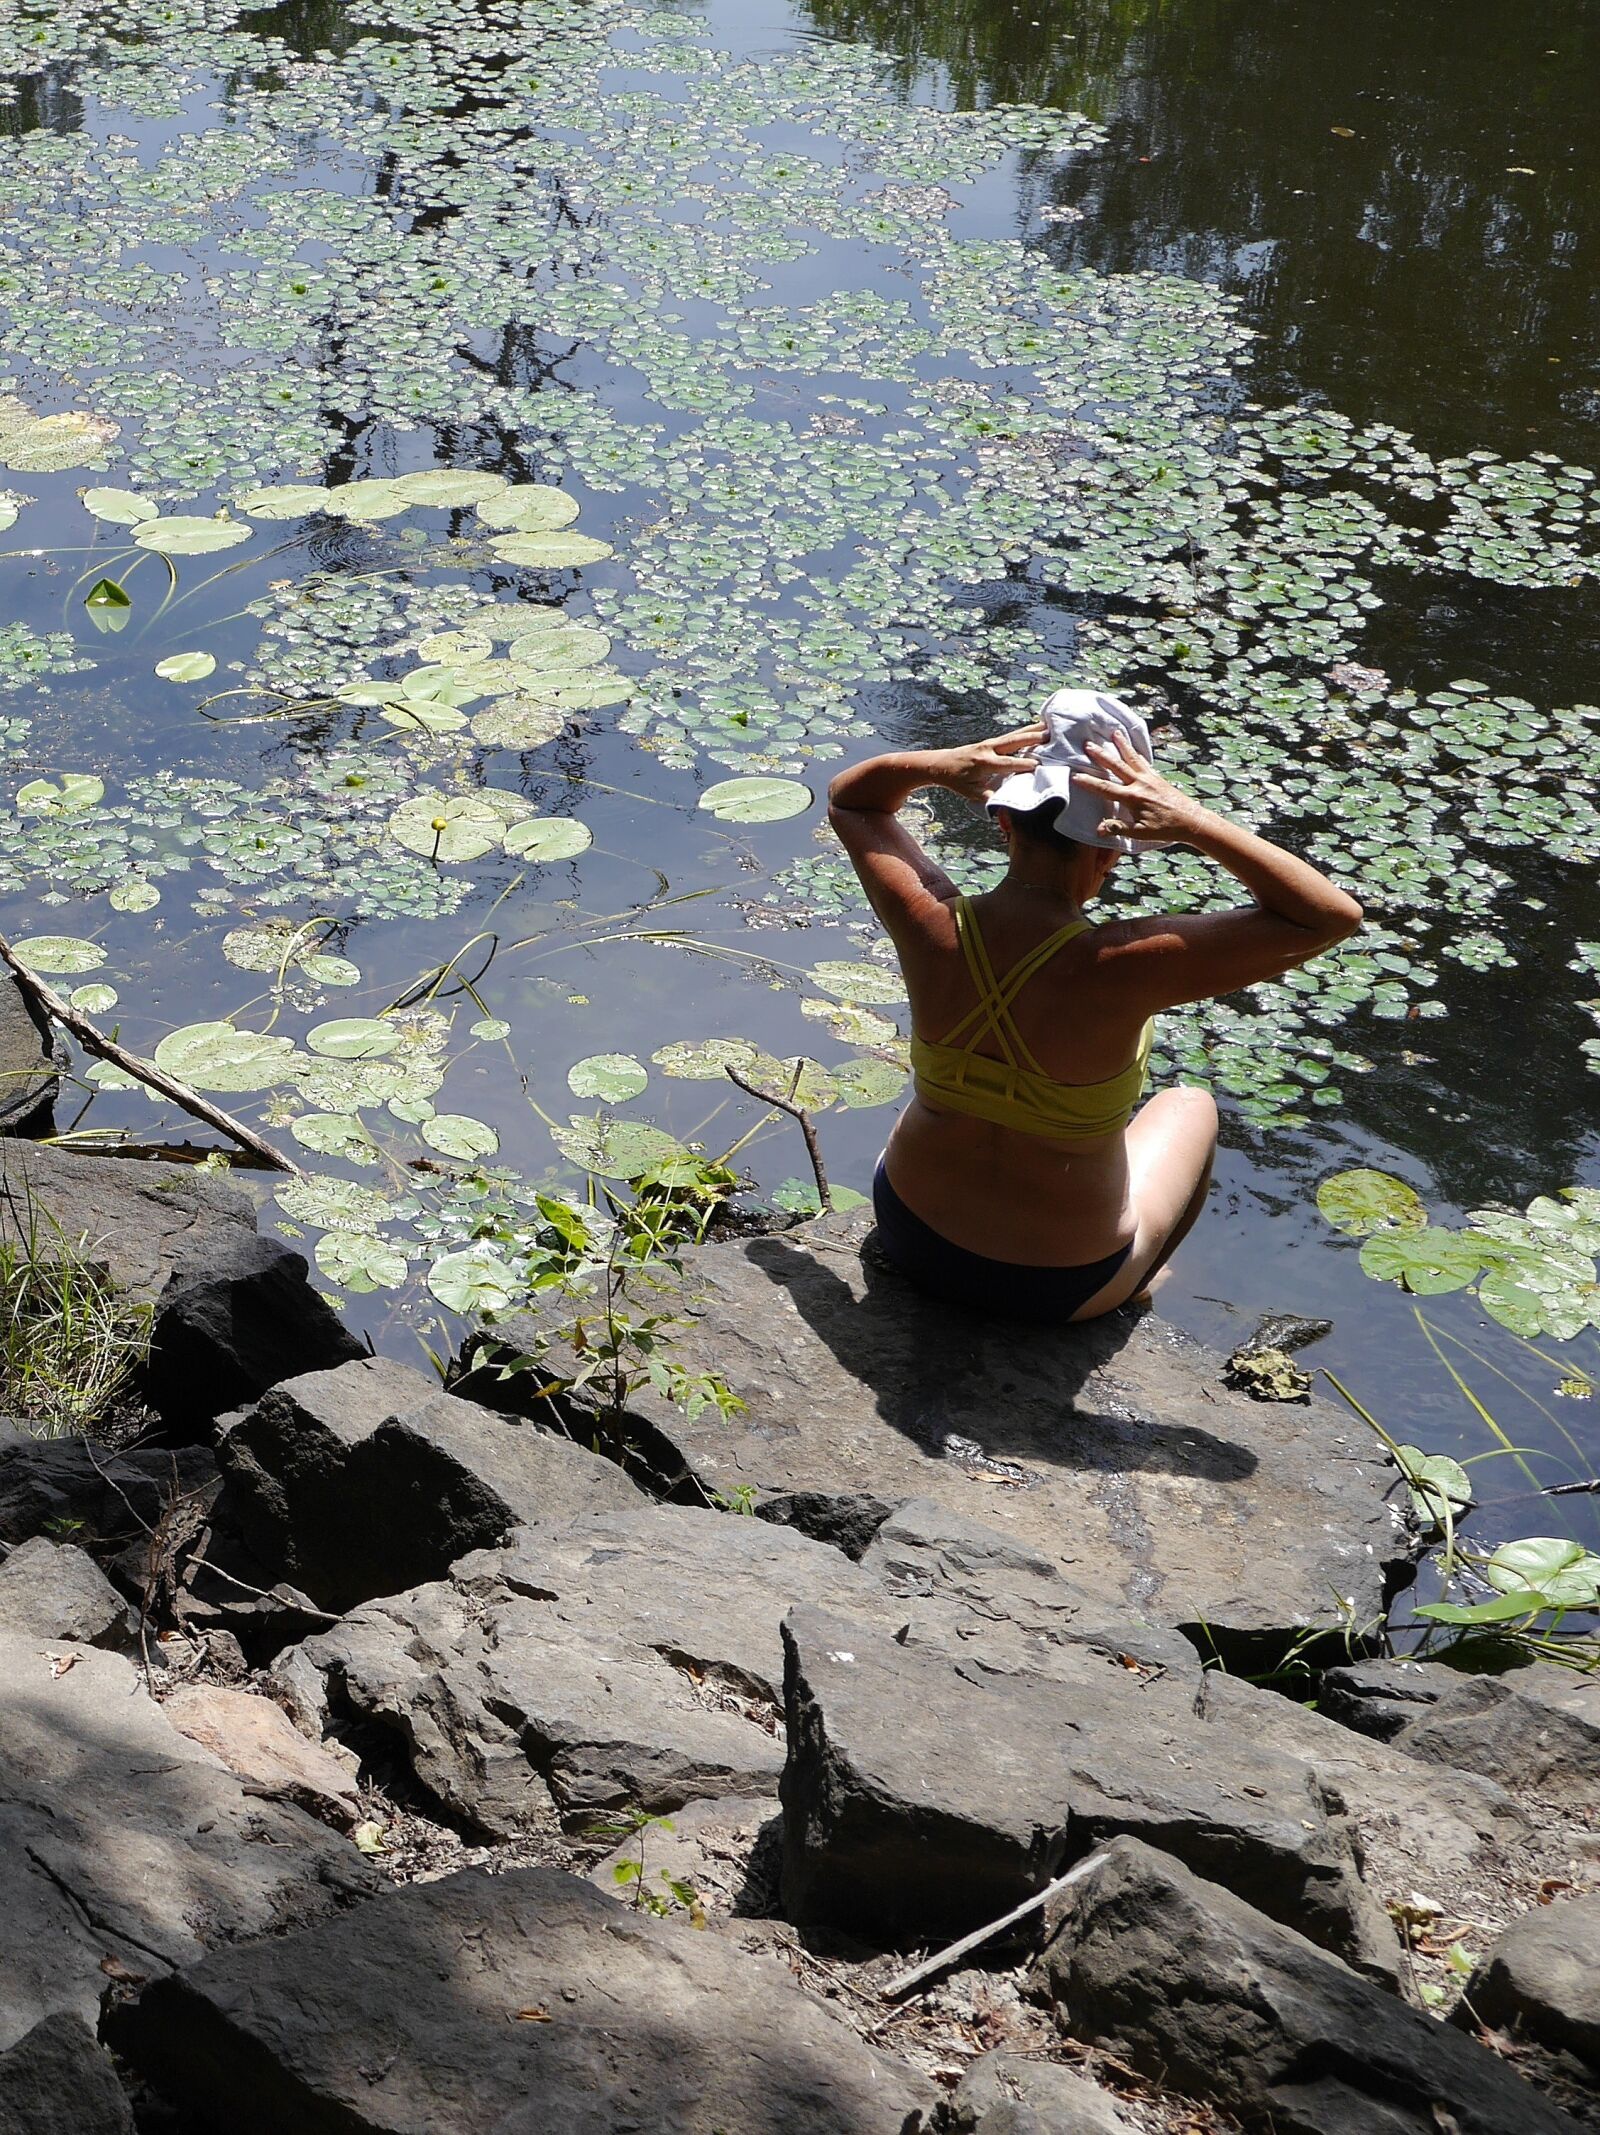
[1076,733,1363,1004]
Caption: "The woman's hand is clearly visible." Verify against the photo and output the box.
[928,724,1044,805]
[1076,732,1206,842]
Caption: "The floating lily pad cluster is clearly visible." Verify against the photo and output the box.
[1319,1169,1600,1341]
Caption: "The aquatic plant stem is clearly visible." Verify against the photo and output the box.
[724,1061,830,1212]
[0,933,304,1176]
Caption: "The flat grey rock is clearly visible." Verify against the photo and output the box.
[509,1214,1409,1653]
[1033,1836,1583,2135]
[1453,1893,1600,2068]
[216,1358,645,1612]
[779,1606,1394,1974]
[1321,1654,1600,1809]
[0,1635,375,2051]
[0,974,58,1135]
[107,1864,937,2134]
[0,2012,133,2135]
[939,2052,1133,2134]
[0,1536,135,1647]
[296,1505,895,1833]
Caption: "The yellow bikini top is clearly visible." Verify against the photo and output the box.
[908,895,1153,1141]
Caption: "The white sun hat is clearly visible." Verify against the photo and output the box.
[985,688,1163,855]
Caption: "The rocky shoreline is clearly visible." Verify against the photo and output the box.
[0,1118,1596,2133]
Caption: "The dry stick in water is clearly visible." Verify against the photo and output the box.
[723,1061,831,1213]
[0,933,304,1177]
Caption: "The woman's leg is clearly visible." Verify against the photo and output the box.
[1068,1087,1219,1322]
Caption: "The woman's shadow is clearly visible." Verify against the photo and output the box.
[726,1214,1257,1487]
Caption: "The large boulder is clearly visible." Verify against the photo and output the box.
[778,1606,1394,1974]
[107,1864,937,2134]
[0,1535,136,1647]
[0,974,58,1134]
[214,1357,645,1613]
[1032,1836,1583,2135]
[0,1634,375,2051]
[1320,1654,1600,1809]
[0,2012,133,2135]
[1453,1894,1600,2068]
[289,1505,897,1834]
[483,1214,1410,1657]
[161,1684,362,1830]
[0,1141,360,1432]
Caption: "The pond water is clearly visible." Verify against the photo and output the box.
[2,0,1598,1603]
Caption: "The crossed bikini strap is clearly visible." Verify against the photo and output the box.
[941,896,1089,1077]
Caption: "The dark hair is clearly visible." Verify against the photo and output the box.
[998,796,1086,851]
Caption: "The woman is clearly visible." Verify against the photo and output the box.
[827,690,1363,1323]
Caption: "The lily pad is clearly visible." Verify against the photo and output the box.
[108,880,159,913]
[698,776,812,823]
[1316,1168,1427,1237]
[69,983,118,1013]
[83,578,132,633]
[277,1175,393,1233]
[427,1244,520,1315]
[291,1112,378,1160]
[490,531,614,568]
[393,469,509,507]
[314,1230,408,1292]
[422,1111,500,1161]
[568,1053,648,1101]
[306,1017,398,1059]
[807,958,908,1005]
[476,483,581,533]
[1484,1537,1600,1609]
[829,1055,907,1108]
[323,479,411,521]
[81,487,157,526]
[133,515,251,556]
[470,1018,512,1041]
[17,774,104,816]
[154,651,216,683]
[772,1179,870,1216]
[9,935,104,973]
[502,816,593,862]
[235,482,330,519]
[652,1037,759,1080]
[1358,1227,1490,1294]
[1392,1444,1472,1527]
[152,1020,298,1091]
[472,698,567,749]
[550,1113,684,1179]
[389,795,503,862]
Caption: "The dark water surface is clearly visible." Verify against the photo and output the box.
[1,0,1597,1595]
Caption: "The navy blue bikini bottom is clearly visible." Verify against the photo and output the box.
[871,1159,1135,1325]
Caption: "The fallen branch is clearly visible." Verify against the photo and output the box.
[724,1062,830,1214]
[0,933,303,1177]
[882,1849,1111,2000]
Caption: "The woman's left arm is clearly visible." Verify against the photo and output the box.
[828,729,1041,932]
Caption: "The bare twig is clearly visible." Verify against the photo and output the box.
[724,1063,830,1214]
[0,935,303,1176]
[882,1850,1111,2000]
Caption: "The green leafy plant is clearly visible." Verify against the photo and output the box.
[587,1810,707,1927]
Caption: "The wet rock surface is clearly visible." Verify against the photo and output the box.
[1033,1836,1585,2135]
[497,1212,1410,1655]
[107,1864,938,2135]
